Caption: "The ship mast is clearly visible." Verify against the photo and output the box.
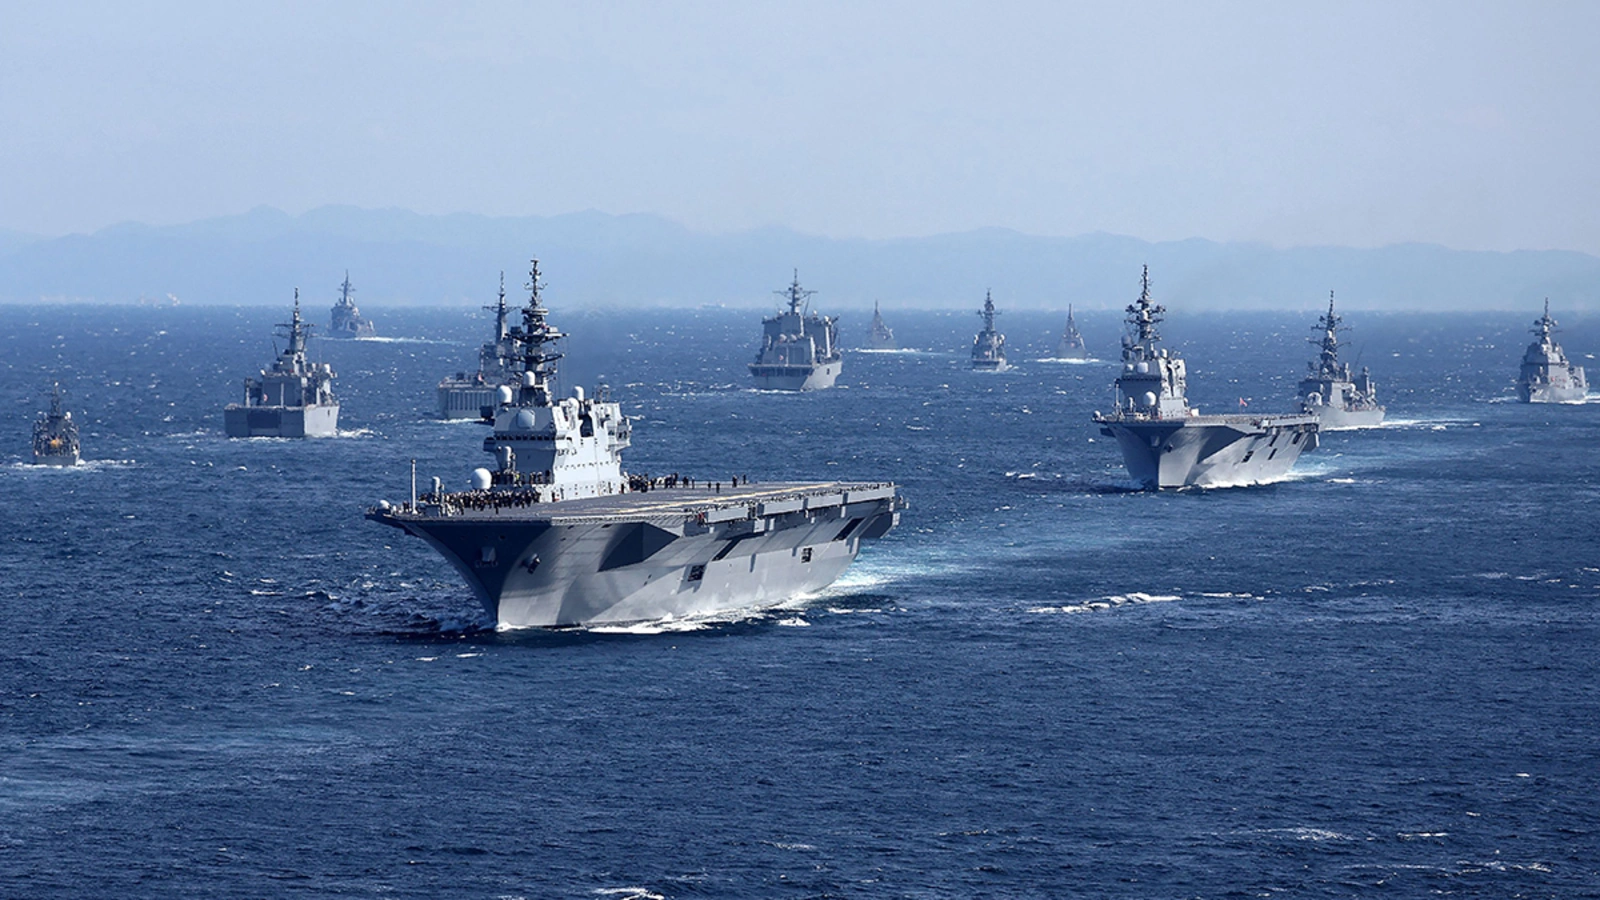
[488,271,509,341]
[1534,298,1557,341]
[338,271,356,308]
[1312,290,1343,374]
[776,269,815,315]
[1124,265,1164,351]
[277,289,311,362]
[980,290,998,332]
[512,258,565,406]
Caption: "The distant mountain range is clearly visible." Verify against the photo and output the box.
[2,206,1597,311]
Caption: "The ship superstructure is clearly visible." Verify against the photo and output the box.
[370,260,903,628]
[437,273,518,419]
[867,301,897,350]
[1092,266,1318,489]
[749,271,842,390]
[971,291,1008,371]
[1517,300,1588,403]
[1054,304,1088,360]
[327,271,376,339]
[224,292,340,438]
[31,384,80,466]
[1296,292,1384,429]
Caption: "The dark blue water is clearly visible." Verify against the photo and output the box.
[3,303,1598,898]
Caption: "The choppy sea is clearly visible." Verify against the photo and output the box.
[2,302,1598,898]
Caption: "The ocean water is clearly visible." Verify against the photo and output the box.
[2,302,1598,898]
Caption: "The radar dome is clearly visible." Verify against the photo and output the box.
[470,468,493,490]
[514,409,536,429]
[496,385,514,405]
[1135,361,1150,375]
[1142,391,1158,407]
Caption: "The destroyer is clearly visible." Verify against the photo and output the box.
[224,293,340,437]
[370,261,903,628]
[1054,304,1088,360]
[327,271,375,338]
[749,271,842,390]
[1517,300,1588,403]
[32,384,80,466]
[867,301,897,350]
[971,291,1008,370]
[1297,292,1384,429]
[437,273,516,418]
[1093,266,1318,489]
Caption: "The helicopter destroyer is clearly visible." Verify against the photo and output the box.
[223,293,340,438]
[327,271,376,338]
[438,273,517,419]
[370,261,904,629]
[1093,266,1318,489]
[1517,300,1588,403]
[1054,304,1088,360]
[971,291,1008,371]
[32,384,80,466]
[1296,291,1384,429]
[867,301,897,350]
[749,271,842,390]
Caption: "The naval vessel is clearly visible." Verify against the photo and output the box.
[1092,266,1318,489]
[1517,300,1588,403]
[971,291,1008,371]
[437,273,517,419]
[370,260,904,628]
[224,293,340,438]
[1296,292,1384,429]
[327,271,376,339]
[749,271,842,390]
[32,384,80,467]
[1054,305,1088,360]
[867,301,897,350]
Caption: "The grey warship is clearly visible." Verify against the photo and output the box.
[1093,266,1318,489]
[971,291,1008,371]
[32,384,80,467]
[327,271,375,339]
[437,273,517,419]
[1054,304,1088,360]
[867,301,897,350]
[370,261,904,629]
[749,271,842,390]
[1517,300,1588,403]
[223,293,340,438]
[1296,292,1384,429]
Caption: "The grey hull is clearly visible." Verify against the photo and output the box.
[1099,415,1318,489]
[370,483,900,628]
[31,452,80,467]
[1519,382,1588,403]
[749,360,841,391]
[1310,405,1385,430]
[437,384,498,419]
[224,403,339,437]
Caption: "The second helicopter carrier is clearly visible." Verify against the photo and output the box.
[749,271,842,390]
[371,261,904,628]
[1093,266,1318,489]
[1296,292,1384,429]
[1517,300,1588,403]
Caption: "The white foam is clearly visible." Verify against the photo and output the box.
[1030,592,1180,614]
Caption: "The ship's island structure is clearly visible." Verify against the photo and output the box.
[867,301,897,350]
[437,273,517,419]
[32,384,81,466]
[1517,300,1588,403]
[749,271,842,390]
[1296,292,1384,429]
[327,271,376,339]
[223,293,340,438]
[971,291,1008,371]
[1054,305,1088,360]
[1093,266,1319,489]
[370,261,904,628]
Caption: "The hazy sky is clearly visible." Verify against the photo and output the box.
[3,1,1599,253]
